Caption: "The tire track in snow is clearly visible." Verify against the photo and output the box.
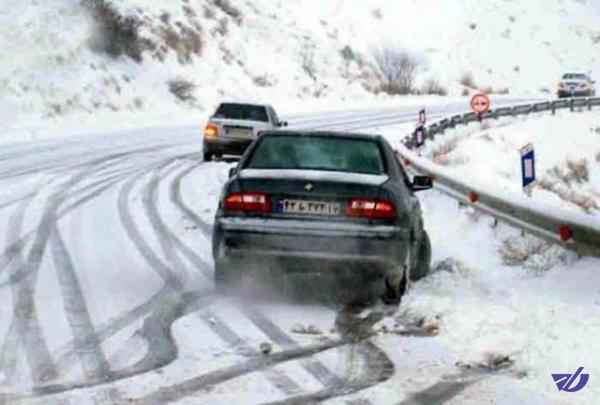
[0,150,183,388]
[198,310,303,396]
[242,307,344,389]
[133,336,357,404]
[264,341,393,405]
[0,161,108,384]
[49,226,112,382]
[0,153,215,400]
[169,162,212,236]
[146,160,307,396]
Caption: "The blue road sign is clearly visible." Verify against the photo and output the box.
[520,143,536,189]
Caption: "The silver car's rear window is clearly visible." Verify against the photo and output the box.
[214,103,269,122]
[245,135,385,175]
[562,73,587,80]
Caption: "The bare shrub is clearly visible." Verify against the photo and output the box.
[168,78,196,101]
[213,0,242,24]
[374,47,420,95]
[460,72,476,88]
[84,0,147,62]
[252,75,273,87]
[421,79,448,96]
[432,137,460,165]
[461,88,470,96]
[499,234,574,273]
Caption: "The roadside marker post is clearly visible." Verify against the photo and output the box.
[520,143,536,196]
[413,108,427,155]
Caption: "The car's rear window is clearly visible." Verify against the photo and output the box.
[214,103,268,122]
[562,73,587,80]
[245,135,386,175]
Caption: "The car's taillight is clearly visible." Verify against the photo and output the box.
[580,83,589,89]
[223,192,270,213]
[346,198,396,219]
[204,124,219,139]
[558,82,565,89]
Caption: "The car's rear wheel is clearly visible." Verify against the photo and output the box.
[410,231,432,281]
[203,151,213,162]
[382,272,407,306]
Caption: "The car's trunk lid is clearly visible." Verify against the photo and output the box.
[236,169,389,221]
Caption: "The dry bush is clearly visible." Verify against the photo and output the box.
[374,47,421,95]
[161,24,203,63]
[500,238,548,266]
[213,0,242,24]
[432,137,460,165]
[252,75,273,87]
[499,235,574,273]
[460,72,476,88]
[421,79,448,96]
[537,159,598,213]
[168,78,196,101]
[84,0,147,62]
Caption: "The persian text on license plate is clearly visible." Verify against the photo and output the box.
[277,199,341,216]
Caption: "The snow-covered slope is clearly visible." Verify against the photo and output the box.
[0,0,598,137]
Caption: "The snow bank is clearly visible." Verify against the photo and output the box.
[419,111,600,217]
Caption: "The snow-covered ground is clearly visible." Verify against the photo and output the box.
[0,105,599,404]
[1,0,599,143]
[418,110,600,217]
[1,0,599,403]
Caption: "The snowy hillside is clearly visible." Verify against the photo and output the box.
[0,0,599,137]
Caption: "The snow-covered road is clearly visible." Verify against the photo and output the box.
[1,98,598,404]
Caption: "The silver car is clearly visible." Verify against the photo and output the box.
[203,102,287,161]
[557,73,596,98]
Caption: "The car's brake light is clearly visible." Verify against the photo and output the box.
[580,83,589,89]
[204,124,219,139]
[223,192,270,213]
[346,198,396,219]
[558,82,565,89]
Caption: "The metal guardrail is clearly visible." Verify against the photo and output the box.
[398,97,600,257]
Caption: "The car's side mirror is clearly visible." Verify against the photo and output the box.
[228,167,237,178]
[412,175,433,192]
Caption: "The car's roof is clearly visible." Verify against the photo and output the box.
[258,130,382,141]
[217,101,272,108]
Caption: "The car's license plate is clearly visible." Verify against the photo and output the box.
[225,127,253,138]
[277,199,341,216]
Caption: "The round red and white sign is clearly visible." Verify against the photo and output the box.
[470,93,491,114]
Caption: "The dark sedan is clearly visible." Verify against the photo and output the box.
[211,131,432,305]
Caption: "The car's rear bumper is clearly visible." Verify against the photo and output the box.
[204,138,253,156]
[557,90,593,98]
[214,217,410,275]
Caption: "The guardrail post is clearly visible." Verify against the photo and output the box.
[570,98,574,112]
[551,101,556,115]
[588,98,592,111]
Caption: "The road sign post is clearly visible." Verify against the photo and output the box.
[470,93,491,121]
[520,143,536,196]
